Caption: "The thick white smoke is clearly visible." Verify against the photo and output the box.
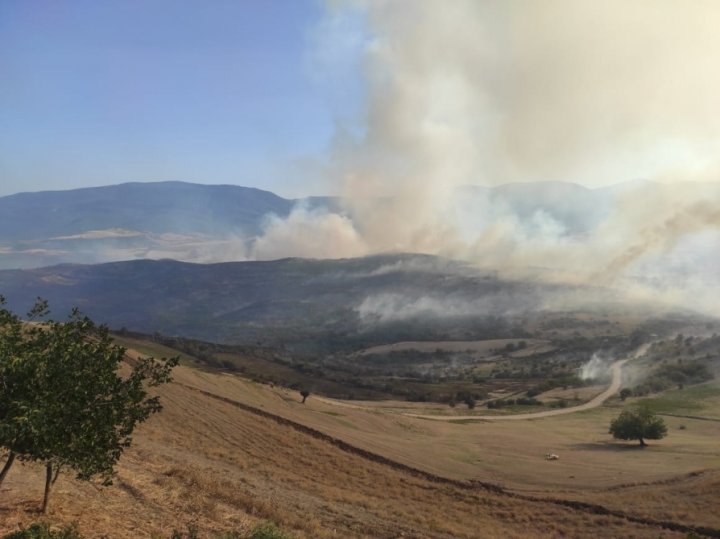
[248,1,720,313]
[579,352,612,381]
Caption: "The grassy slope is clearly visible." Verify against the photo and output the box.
[0,366,680,539]
[2,343,719,537]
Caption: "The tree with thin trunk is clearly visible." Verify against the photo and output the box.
[609,406,667,447]
[0,298,177,512]
[300,389,310,404]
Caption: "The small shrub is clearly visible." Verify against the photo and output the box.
[248,522,291,539]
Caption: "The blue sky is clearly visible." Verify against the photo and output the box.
[0,0,366,197]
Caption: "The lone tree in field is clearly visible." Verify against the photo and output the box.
[0,298,177,512]
[300,389,310,404]
[609,406,667,446]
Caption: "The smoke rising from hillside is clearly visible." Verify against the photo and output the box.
[247,0,720,313]
[579,353,612,381]
[11,1,718,316]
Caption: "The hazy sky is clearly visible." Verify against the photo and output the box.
[3,1,720,199]
[0,0,366,197]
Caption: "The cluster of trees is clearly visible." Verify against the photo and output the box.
[447,390,488,409]
[0,297,177,512]
[487,397,541,409]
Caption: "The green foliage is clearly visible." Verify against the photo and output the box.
[248,522,291,539]
[487,397,541,409]
[3,522,84,539]
[619,388,632,401]
[0,298,178,508]
[609,406,668,446]
[632,361,713,397]
[0,296,49,460]
[637,383,720,415]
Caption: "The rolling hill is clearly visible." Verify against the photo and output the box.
[0,182,337,269]
[0,254,561,348]
[2,345,718,538]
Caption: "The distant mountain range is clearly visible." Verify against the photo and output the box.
[0,182,342,269]
[0,180,640,269]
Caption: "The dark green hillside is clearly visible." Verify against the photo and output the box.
[0,254,557,348]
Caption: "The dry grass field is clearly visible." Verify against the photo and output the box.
[2,344,719,538]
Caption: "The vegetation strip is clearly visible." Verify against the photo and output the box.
[658,413,720,423]
[176,381,720,538]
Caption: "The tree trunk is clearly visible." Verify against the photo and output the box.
[51,465,61,485]
[639,437,646,447]
[0,451,16,487]
[41,462,53,513]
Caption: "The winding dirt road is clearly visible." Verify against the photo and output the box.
[405,358,629,421]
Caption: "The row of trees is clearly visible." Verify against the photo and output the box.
[0,297,177,512]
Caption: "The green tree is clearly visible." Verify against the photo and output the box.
[300,389,310,404]
[0,299,178,512]
[0,296,47,487]
[609,406,667,446]
[619,388,632,401]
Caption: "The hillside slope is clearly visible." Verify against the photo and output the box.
[0,254,572,348]
[0,359,697,538]
[0,182,339,269]
[0,182,295,241]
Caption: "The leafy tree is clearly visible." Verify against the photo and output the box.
[0,296,46,487]
[619,388,632,401]
[609,406,667,446]
[300,389,310,404]
[0,299,178,512]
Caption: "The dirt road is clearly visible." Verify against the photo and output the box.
[405,358,629,421]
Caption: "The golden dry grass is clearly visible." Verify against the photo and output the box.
[0,356,716,537]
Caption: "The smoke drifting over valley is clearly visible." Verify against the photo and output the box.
[258,0,720,313]
[2,1,720,318]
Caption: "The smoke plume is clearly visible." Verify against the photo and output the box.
[250,0,720,313]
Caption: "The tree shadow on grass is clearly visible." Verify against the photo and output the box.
[570,441,647,451]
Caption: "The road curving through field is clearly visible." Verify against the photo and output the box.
[405,358,630,421]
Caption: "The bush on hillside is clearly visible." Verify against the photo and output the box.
[248,522,291,539]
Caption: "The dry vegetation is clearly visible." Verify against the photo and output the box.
[2,344,719,538]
